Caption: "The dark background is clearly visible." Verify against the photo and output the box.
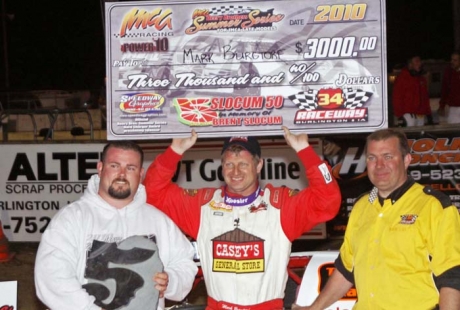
[0,0,455,91]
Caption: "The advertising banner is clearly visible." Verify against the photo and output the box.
[105,0,387,140]
[326,129,460,238]
[0,139,326,241]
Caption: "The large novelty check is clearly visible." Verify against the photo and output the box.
[105,0,387,140]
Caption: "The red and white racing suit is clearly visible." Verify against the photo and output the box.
[144,146,341,310]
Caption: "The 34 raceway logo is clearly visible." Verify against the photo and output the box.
[289,87,372,124]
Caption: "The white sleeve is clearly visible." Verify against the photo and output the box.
[161,217,198,302]
[34,209,101,310]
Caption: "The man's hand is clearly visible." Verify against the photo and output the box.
[171,130,198,155]
[282,126,309,152]
[154,272,169,298]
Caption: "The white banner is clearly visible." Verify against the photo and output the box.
[296,251,356,309]
[0,138,326,241]
[0,281,17,309]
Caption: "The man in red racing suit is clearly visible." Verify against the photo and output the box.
[144,127,341,310]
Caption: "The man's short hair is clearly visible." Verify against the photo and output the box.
[101,141,144,164]
[365,128,410,157]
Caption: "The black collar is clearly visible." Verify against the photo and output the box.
[378,177,415,206]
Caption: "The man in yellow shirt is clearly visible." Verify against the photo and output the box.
[294,128,460,310]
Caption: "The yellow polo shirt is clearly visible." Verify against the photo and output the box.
[340,182,460,310]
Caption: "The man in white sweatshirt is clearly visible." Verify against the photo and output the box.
[35,141,197,310]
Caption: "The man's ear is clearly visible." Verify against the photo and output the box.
[256,158,263,173]
[140,167,145,179]
[97,161,103,176]
[404,153,412,169]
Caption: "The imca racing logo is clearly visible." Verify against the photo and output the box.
[116,7,173,38]
[185,6,284,34]
[289,87,372,124]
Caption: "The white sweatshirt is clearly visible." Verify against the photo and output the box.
[35,174,197,310]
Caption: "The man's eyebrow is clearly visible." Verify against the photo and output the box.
[105,161,120,164]
[367,152,394,156]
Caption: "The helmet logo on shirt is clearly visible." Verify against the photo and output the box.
[183,189,198,196]
[399,214,418,225]
[248,201,267,213]
[210,200,233,211]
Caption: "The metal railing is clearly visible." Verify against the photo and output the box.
[0,89,105,142]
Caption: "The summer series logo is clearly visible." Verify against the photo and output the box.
[185,6,284,34]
